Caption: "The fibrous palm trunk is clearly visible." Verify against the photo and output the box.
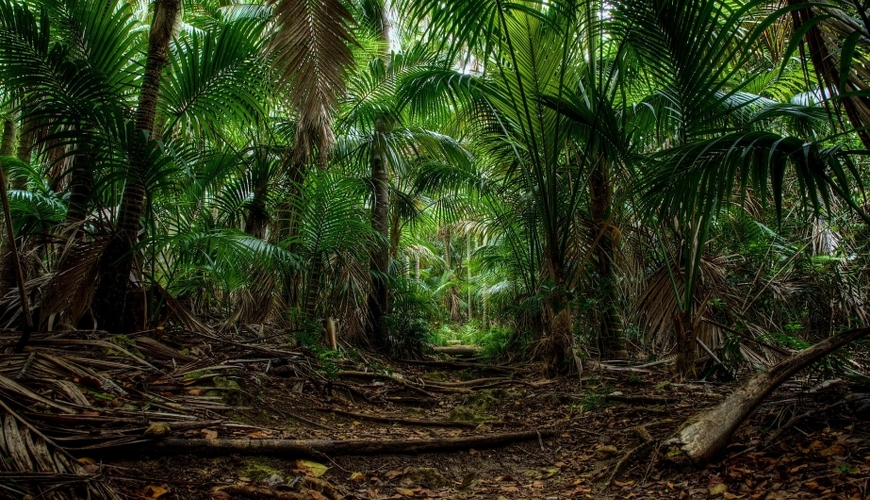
[92,0,180,332]
[0,118,14,156]
[589,159,624,358]
[366,119,390,347]
[14,116,36,190]
[0,118,17,294]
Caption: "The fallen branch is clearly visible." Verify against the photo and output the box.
[321,408,478,428]
[213,485,306,499]
[669,327,870,464]
[604,394,678,405]
[337,371,437,398]
[121,430,556,457]
[400,359,515,374]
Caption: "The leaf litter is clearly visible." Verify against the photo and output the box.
[0,328,867,499]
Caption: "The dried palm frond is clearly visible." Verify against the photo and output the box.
[266,0,357,163]
[36,238,110,331]
[638,254,737,357]
[0,407,121,500]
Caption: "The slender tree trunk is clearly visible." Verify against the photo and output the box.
[0,118,17,294]
[92,0,180,332]
[0,118,14,156]
[366,119,390,347]
[272,157,308,310]
[304,254,324,320]
[366,7,392,348]
[389,208,400,259]
[466,235,472,320]
[64,151,95,232]
[589,159,624,358]
[244,183,270,239]
[443,229,450,268]
[673,310,696,378]
[15,116,36,189]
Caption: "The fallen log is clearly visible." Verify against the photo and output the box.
[123,430,555,457]
[432,345,480,357]
[668,326,870,464]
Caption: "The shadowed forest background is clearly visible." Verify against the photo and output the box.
[0,0,870,498]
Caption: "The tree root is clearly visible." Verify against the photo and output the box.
[337,371,438,398]
[399,359,515,375]
[605,426,656,487]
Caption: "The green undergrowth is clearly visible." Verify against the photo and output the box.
[429,321,515,358]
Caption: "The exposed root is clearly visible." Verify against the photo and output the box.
[605,426,656,488]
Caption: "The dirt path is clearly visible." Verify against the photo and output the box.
[110,358,870,499]
[1,330,867,499]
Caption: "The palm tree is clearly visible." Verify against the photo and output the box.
[91,0,182,331]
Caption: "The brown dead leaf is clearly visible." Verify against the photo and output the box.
[202,429,218,440]
[77,457,97,465]
[384,470,403,480]
[143,484,170,499]
[305,490,329,500]
[819,444,846,457]
[396,487,416,497]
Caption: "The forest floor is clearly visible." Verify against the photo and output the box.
[2,328,869,500]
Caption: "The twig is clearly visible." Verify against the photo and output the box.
[764,400,846,445]
[605,426,656,487]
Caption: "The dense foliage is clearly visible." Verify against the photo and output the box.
[0,0,867,374]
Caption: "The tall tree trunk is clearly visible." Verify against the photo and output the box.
[245,183,270,239]
[273,157,308,313]
[305,254,324,320]
[443,229,450,268]
[365,4,392,348]
[389,208,400,259]
[64,150,95,233]
[673,310,696,378]
[366,118,390,348]
[92,0,180,332]
[0,118,17,294]
[589,159,624,358]
[0,118,14,155]
[15,116,36,189]
[466,235,472,320]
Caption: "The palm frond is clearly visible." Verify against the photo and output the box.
[267,0,357,163]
